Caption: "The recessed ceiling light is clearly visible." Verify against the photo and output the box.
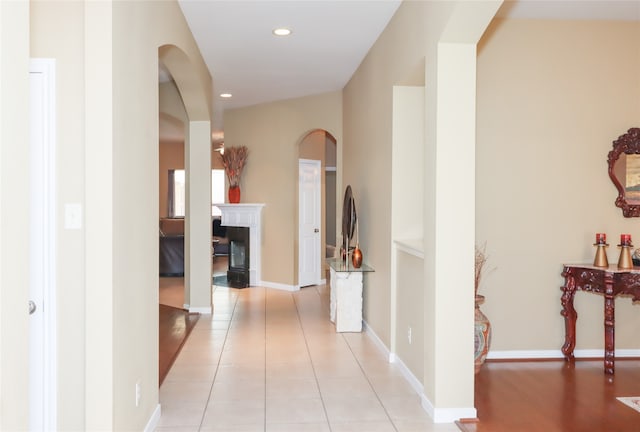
[220,93,232,98]
[272,28,292,37]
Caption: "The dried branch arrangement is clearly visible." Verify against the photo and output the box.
[475,243,490,297]
[221,145,248,187]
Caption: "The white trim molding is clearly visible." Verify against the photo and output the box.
[188,306,212,315]
[363,320,475,423]
[422,400,477,424]
[487,349,640,360]
[261,280,299,292]
[363,320,394,362]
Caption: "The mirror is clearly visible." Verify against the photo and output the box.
[608,128,640,217]
[341,185,357,256]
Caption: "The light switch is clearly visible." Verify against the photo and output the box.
[64,203,82,229]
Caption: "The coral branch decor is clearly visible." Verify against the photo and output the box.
[474,243,493,374]
[220,146,248,203]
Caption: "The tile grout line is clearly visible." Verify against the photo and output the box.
[292,288,333,432]
[197,285,240,432]
[341,321,400,431]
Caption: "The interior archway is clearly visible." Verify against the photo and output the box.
[158,44,213,315]
[296,129,338,287]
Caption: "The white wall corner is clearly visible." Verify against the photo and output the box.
[421,397,477,424]
[364,320,474,424]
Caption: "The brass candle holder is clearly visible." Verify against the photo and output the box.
[593,243,609,268]
[617,244,634,269]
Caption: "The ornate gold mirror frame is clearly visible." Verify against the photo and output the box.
[608,128,640,217]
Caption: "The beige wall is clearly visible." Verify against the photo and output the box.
[224,91,342,286]
[0,1,30,429]
[345,1,639,414]
[29,1,212,429]
[158,140,225,219]
[476,19,640,352]
[343,0,501,417]
[325,134,337,248]
[30,1,88,428]
[396,250,425,380]
[158,80,225,219]
[159,141,185,218]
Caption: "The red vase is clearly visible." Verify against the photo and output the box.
[228,186,241,203]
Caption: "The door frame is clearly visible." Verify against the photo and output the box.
[298,158,321,287]
[29,58,57,430]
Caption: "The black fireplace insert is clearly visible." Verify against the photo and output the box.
[227,226,250,288]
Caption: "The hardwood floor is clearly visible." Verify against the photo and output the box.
[459,358,640,432]
[158,304,199,386]
[158,256,227,385]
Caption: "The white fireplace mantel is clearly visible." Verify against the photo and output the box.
[214,203,265,285]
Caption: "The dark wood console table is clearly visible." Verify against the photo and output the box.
[561,264,640,374]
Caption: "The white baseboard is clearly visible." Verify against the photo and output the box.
[421,398,477,424]
[237,280,328,292]
[362,320,474,423]
[362,320,394,362]
[487,349,640,360]
[260,280,299,291]
[188,306,212,314]
[390,352,424,396]
[144,404,161,432]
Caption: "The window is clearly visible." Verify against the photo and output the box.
[168,169,225,217]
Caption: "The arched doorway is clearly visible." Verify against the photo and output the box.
[297,129,337,287]
[158,45,213,312]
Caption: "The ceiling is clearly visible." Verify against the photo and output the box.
[162,0,639,143]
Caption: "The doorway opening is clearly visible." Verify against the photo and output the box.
[297,130,337,287]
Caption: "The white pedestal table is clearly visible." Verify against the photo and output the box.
[327,258,374,332]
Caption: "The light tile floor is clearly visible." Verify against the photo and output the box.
[156,283,459,432]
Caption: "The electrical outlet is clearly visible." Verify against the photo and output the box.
[407,327,412,344]
[135,380,141,407]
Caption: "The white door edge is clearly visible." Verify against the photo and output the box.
[29,57,57,431]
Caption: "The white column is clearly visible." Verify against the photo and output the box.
[185,121,212,312]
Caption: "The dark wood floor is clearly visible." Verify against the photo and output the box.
[158,257,226,385]
[158,304,199,386]
[458,358,640,432]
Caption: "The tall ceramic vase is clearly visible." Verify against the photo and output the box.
[474,294,492,374]
[228,185,241,203]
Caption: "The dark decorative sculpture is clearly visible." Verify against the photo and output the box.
[608,127,640,217]
[341,185,357,262]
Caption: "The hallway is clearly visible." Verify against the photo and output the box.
[155,283,456,431]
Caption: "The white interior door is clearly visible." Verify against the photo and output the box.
[298,159,321,287]
[29,58,56,431]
